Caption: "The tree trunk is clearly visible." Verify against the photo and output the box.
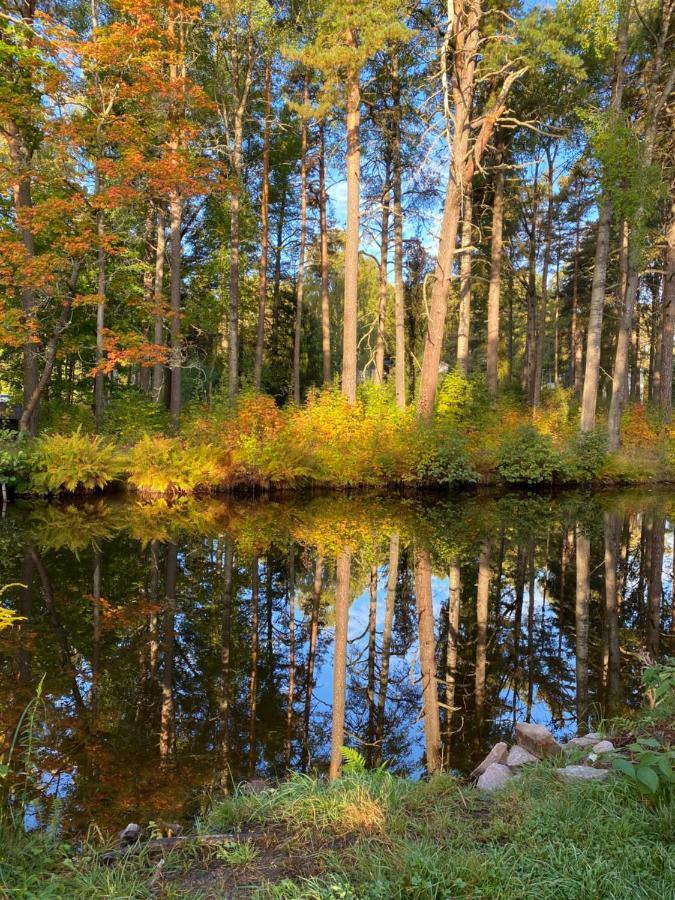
[456,191,473,377]
[94,181,106,431]
[168,188,182,428]
[486,152,505,394]
[474,542,491,730]
[375,533,399,762]
[342,46,361,405]
[375,162,391,384]
[254,59,272,391]
[603,512,621,713]
[660,198,675,421]
[319,124,332,384]
[152,207,166,402]
[524,164,539,402]
[329,549,352,779]
[160,543,178,762]
[579,2,629,432]
[293,76,310,405]
[392,58,406,408]
[228,112,244,399]
[533,148,555,407]
[571,191,583,394]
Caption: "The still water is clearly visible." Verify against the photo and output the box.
[0,489,672,833]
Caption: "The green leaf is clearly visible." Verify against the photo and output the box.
[639,738,661,749]
[656,756,675,783]
[612,758,636,779]
[635,766,659,795]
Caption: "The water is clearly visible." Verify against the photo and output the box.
[0,488,672,834]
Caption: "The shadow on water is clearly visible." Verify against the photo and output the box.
[0,488,673,833]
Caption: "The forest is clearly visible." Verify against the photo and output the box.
[0,0,674,495]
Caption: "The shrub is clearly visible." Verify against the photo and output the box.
[435,371,489,427]
[30,429,123,494]
[40,400,94,434]
[497,424,559,484]
[559,430,608,482]
[415,429,478,485]
[0,433,32,494]
[126,434,224,494]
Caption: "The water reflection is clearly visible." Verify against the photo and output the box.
[0,491,672,833]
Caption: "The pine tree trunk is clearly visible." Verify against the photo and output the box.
[474,542,491,729]
[456,191,473,377]
[293,76,310,405]
[571,195,583,393]
[575,530,590,734]
[392,59,406,408]
[95,195,106,432]
[254,60,272,391]
[375,162,391,384]
[168,188,182,428]
[319,124,332,384]
[486,155,505,395]
[342,51,361,404]
[415,546,442,774]
[533,150,555,408]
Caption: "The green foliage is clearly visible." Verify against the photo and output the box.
[40,401,95,435]
[435,371,490,428]
[341,746,367,774]
[415,430,478,486]
[30,429,123,494]
[496,425,559,484]
[642,658,675,712]
[0,433,32,493]
[612,737,674,800]
[102,391,169,444]
[559,430,608,482]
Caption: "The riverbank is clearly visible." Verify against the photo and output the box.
[2,384,675,498]
[2,664,672,899]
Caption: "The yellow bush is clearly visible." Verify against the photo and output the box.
[126,435,224,495]
[30,428,123,494]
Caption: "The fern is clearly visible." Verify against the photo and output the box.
[341,746,367,775]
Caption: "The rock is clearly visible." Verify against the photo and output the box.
[566,732,602,749]
[506,745,538,768]
[477,763,514,792]
[119,823,141,847]
[556,765,609,783]
[515,723,562,759]
[470,741,508,778]
[592,740,614,754]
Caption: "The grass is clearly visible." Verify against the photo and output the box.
[2,671,673,899]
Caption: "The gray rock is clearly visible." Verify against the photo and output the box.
[556,765,609,783]
[506,745,538,768]
[592,740,614,754]
[515,722,562,759]
[470,741,508,778]
[477,763,514,792]
[119,823,141,847]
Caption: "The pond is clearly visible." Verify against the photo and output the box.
[0,488,672,835]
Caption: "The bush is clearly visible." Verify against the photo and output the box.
[39,400,94,434]
[0,433,32,494]
[497,424,559,484]
[415,429,478,486]
[30,429,123,494]
[126,434,224,494]
[559,430,608,482]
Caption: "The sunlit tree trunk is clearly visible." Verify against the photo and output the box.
[575,530,590,734]
[456,191,473,377]
[152,207,166,402]
[486,150,505,395]
[580,2,629,432]
[415,547,442,774]
[570,191,583,394]
[392,58,406,408]
[342,33,361,404]
[533,147,555,408]
[94,168,106,432]
[254,59,272,391]
[293,75,310,404]
[319,124,332,384]
[375,163,391,385]
[329,549,352,779]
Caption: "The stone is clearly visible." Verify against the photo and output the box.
[515,722,562,759]
[556,765,609,783]
[506,745,538,768]
[470,741,508,778]
[477,763,514,792]
[592,740,615,754]
[119,823,141,847]
[566,732,602,749]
